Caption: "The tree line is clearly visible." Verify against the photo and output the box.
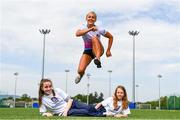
[72,92,104,104]
[1,93,180,110]
[143,96,180,109]
[1,92,104,104]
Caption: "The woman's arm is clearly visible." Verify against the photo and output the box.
[76,26,97,37]
[62,99,73,116]
[104,31,113,57]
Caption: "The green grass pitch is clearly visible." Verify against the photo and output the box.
[0,108,180,120]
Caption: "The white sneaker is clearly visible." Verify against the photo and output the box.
[75,74,82,84]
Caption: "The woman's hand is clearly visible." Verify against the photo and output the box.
[114,114,128,118]
[90,26,98,31]
[42,112,53,117]
[106,49,112,57]
[95,103,102,109]
[106,112,114,117]
[62,111,68,117]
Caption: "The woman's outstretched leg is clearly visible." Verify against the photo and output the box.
[75,54,92,84]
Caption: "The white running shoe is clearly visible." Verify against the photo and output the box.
[75,74,82,84]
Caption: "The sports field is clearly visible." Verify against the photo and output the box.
[0,108,180,120]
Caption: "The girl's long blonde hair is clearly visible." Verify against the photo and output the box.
[38,79,55,106]
[113,85,128,109]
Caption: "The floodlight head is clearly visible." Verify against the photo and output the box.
[65,69,70,72]
[47,30,50,33]
[86,73,91,77]
[129,30,140,36]
[134,31,137,34]
[42,29,45,34]
[158,75,162,78]
[39,29,51,34]
[14,72,18,76]
[128,31,133,35]
[137,31,140,35]
[134,31,139,35]
[108,70,112,73]
[39,29,42,33]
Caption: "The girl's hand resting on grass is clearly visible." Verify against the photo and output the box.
[42,112,53,117]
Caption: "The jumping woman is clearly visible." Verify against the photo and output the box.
[75,11,113,84]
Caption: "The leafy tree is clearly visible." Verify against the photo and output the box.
[72,92,104,104]
[17,94,32,102]
[98,92,104,101]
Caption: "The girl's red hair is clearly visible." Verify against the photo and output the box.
[113,85,128,109]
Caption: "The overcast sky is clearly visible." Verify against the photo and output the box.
[0,0,180,102]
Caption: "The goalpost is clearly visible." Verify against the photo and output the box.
[136,104,152,110]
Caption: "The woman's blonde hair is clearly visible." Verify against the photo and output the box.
[86,11,97,20]
[113,85,128,109]
[38,79,55,106]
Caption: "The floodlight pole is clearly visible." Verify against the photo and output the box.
[65,69,70,93]
[108,70,112,97]
[39,29,50,79]
[158,74,162,110]
[14,72,18,108]
[129,30,139,104]
[136,84,139,103]
[86,73,91,105]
